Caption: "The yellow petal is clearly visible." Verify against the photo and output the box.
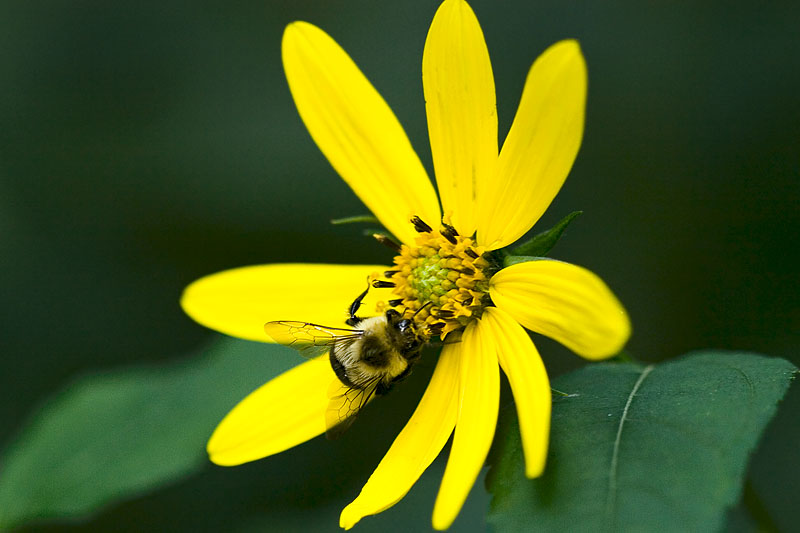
[340,341,461,530]
[432,320,499,530]
[490,259,631,359]
[181,264,386,342]
[207,355,333,466]
[283,22,441,245]
[423,0,497,236]
[477,40,587,249]
[481,307,550,477]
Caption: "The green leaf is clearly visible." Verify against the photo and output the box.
[508,211,582,257]
[0,337,299,530]
[486,351,797,532]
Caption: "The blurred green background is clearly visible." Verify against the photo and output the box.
[1,0,798,531]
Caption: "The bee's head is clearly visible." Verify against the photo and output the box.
[385,308,414,333]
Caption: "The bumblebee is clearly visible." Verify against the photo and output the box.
[264,285,430,437]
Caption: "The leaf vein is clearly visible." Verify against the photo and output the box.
[606,364,654,529]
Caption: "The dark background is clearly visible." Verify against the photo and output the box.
[2,1,798,531]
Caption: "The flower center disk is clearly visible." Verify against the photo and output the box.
[382,217,491,337]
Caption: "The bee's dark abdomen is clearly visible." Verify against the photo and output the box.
[360,335,390,367]
[329,350,357,389]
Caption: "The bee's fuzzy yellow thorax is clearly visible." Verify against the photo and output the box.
[377,216,492,338]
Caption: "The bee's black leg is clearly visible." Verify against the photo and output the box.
[376,380,394,396]
[378,366,413,396]
[391,364,414,384]
[346,279,371,326]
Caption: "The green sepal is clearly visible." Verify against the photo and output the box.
[508,211,582,257]
[503,255,545,268]
[327,214,402,245]
[330,214,380,225]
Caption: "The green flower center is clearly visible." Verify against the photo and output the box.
[376,217,491,338]
[410,254,453,300]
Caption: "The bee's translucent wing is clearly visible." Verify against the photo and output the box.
[325,377,380,439]
[264,320,363,359]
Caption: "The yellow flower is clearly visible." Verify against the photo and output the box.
[181,0,630,529]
